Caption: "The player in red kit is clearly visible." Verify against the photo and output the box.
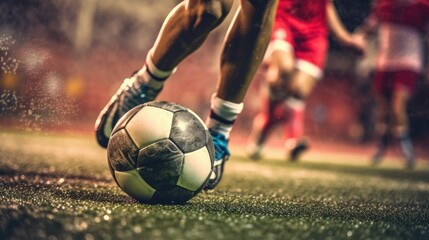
[358,0,429,169]
[95,0,279,190]
[247,0,365,161]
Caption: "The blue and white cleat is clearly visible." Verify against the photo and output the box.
[95,74,161,148]
[204,130,230,190]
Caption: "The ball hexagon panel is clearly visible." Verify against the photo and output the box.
[187,107,208,130]
[114,169,156,203]
[170,110,207,153]
[108,129,138,171]
[125,105,173,149]
[111,104,144,136]
[137,139,184,190]
[177,146,212,191]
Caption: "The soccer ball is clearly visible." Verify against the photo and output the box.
[107,101,215,204]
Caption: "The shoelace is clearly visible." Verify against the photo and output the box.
[209,130,230,161]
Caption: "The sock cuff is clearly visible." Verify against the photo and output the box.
[285,97,305,110]
[210,94,244,121]
[145,49,177,79]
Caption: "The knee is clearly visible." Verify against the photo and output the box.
[391,102,406,123]
[392,92,408,115]
[288,79,315,100]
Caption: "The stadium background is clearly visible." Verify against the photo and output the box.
[1,0,428,154]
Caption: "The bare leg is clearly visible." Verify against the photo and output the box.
[392,87,415,168]
[282,70,316,161]
[205,0,278,189]
[372,94,391,165]
[217,0,279,103]
[247,96,287,160]
[287,70,317,99]
[392,88,411,137]
[247,46,293,160]
[151,0,234,71]
[270,50,295,88]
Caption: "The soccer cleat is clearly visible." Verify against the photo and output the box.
[371,148,385,166]
[399,134,415,169]
[247,144,263,161]
[95,74,161,148]
[372,133,391,166]
[405,157,416,170]
[204,130,230,190]
[288,139,309,162]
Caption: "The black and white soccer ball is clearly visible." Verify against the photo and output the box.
[107,101,215,204]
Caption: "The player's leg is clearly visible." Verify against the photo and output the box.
[215,0,279,103]
[371,71,392,165]
[247,85,273,160]
[371,95,391,165]
[247,86,290,160]
[204,0,279,189]
[247,112,269,160]
[247,47,295,160]
[391,70,418,169]
[283,69,317,161]
[150,0,234,70]
[280,34,327,162]
[95,0,234,148]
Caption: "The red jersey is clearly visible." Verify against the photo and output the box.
[372,0,429,72]
[374,0,429,31]
[267,0,330,78]
[276,0,329,37]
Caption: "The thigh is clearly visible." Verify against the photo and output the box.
[267,17,296,73]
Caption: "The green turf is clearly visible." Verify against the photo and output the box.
[1,130,428,240]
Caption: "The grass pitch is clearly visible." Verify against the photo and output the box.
[1,130,428,240]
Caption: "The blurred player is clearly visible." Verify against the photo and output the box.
[357,0,429,169]
[95,0,279,190]
[247,0,365,161]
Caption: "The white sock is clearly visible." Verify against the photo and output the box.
[206,95,244,138]
[135,49,177,90]
[284,96,305,110]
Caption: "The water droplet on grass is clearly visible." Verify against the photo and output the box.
[347,231,353,237]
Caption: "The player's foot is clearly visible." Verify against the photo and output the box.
[399,134,415,170]
[288,139,309,162]
[405,158,416,170]
[204,130,230,190]
[95,74,161,148]
[371,147,385,166]
[247,144,263,161]
[372,133,391,166]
